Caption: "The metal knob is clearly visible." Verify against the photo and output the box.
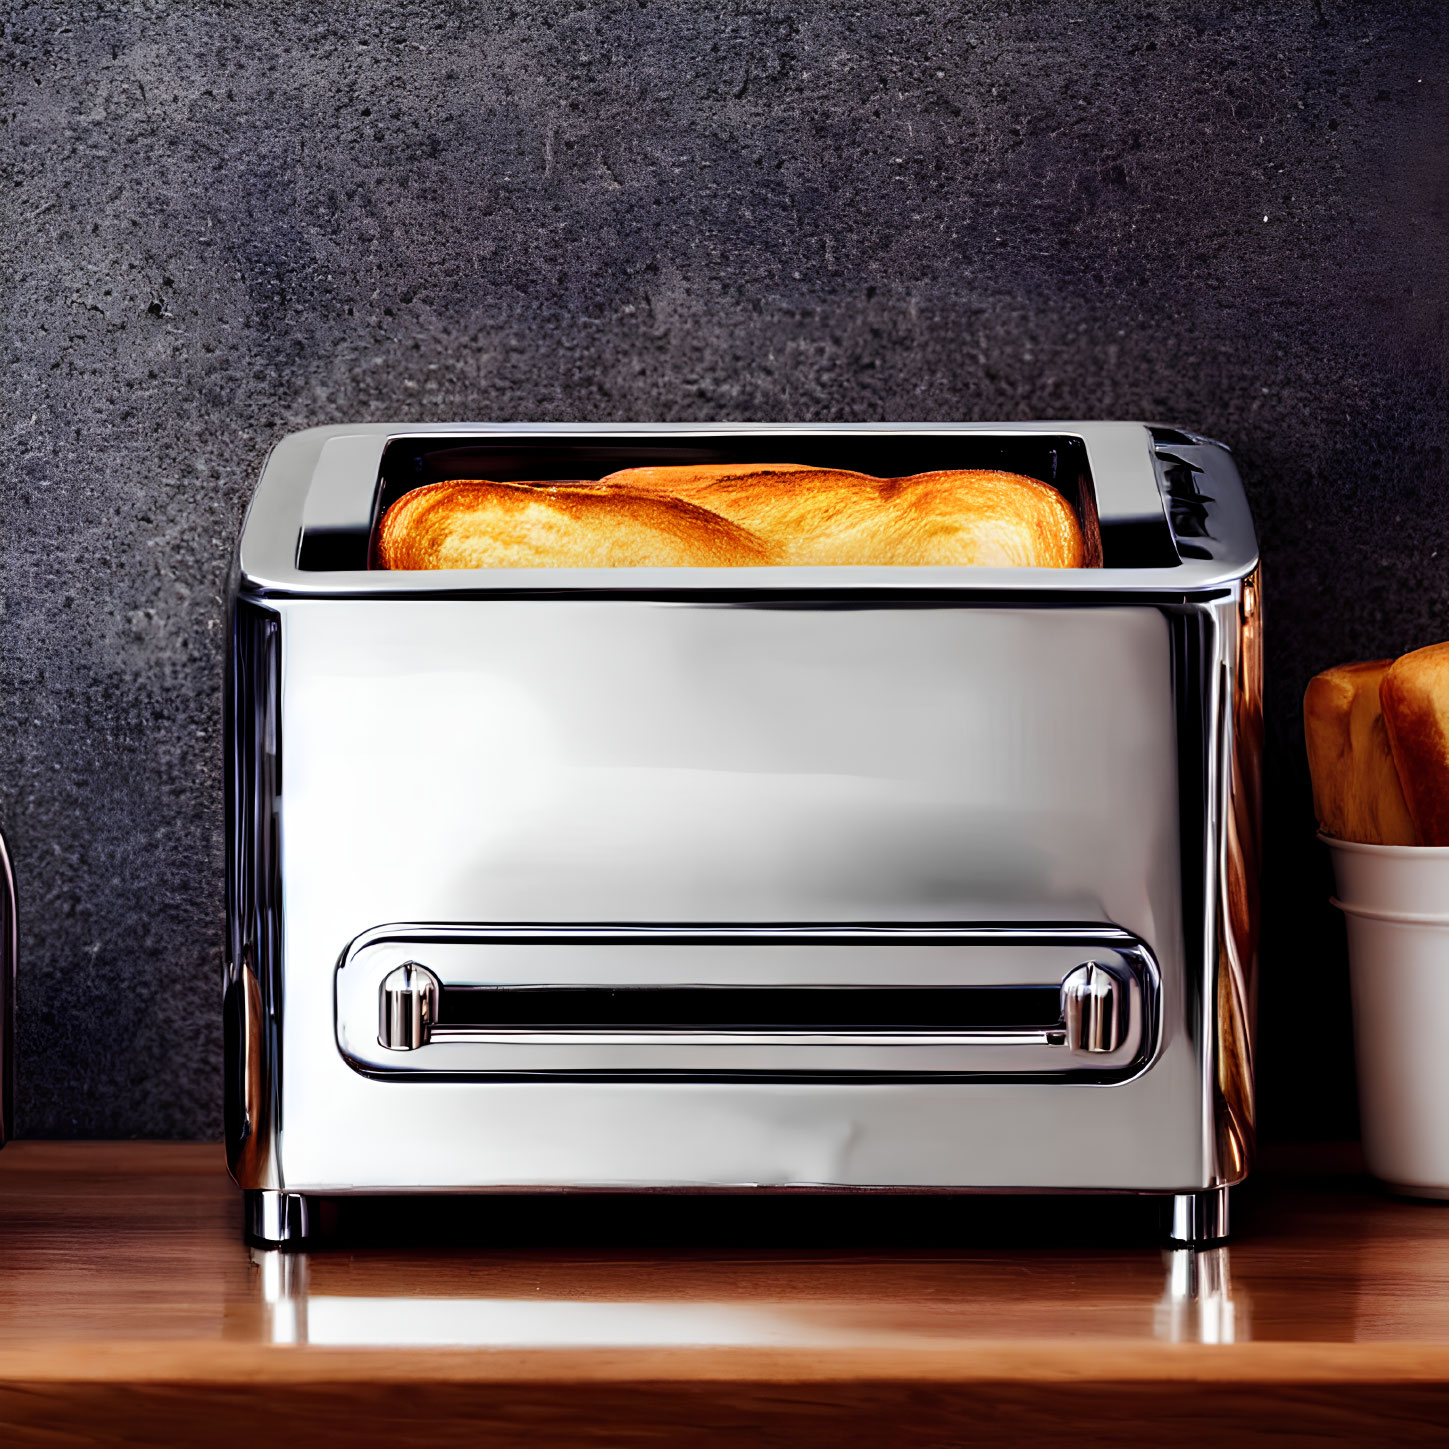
[1061,962,1127,1054]
[378,962,441,1051]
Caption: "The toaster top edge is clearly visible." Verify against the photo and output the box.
[233,422,1258,598]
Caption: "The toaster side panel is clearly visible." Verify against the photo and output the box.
[268,597,1210,1191]
[224,599,283,1189]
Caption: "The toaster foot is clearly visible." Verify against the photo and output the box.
[244,1189,312,1250]
[1167,1187,1230,1245]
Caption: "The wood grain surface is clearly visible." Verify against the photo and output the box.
[1,1143,1448,1445]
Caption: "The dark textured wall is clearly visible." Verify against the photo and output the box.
[2,1,1447,1137]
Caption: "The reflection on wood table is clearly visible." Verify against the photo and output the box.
[0,1142,1447,1445]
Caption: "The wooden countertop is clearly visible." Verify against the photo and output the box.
[1,1144,1448,1444]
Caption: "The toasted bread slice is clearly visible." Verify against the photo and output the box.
[598,464,1085,568]
[877,469,1085,569]
[375,479,772,569]
[1381,643,1449,845]
[1303,660,1416,845]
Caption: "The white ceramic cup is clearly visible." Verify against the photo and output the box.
[1326,835,1449,1198]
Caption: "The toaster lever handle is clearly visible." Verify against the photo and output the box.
[379,962,441,1051]
[1061,962,1128,1054]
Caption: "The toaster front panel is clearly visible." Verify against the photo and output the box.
[271,597,1206,1191]
[280,599,1180,934]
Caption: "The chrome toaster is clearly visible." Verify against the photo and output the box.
[226,423,1260,1247]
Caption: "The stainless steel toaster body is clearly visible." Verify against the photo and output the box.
[227,423,1260,1246]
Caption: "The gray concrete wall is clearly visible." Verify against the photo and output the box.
[3,1,1446,1137]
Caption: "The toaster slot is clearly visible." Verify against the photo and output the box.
[370,432,1099,542]
[336,926,1160,1083]
[328,429,1180,570]
[434,985,1065,1033]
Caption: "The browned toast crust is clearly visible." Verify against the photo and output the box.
[377,465,1085,571]
[375,479,772,570]
[1304,660,1416,845]
[598,465,1085,568]
[1381,643,1449,845]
